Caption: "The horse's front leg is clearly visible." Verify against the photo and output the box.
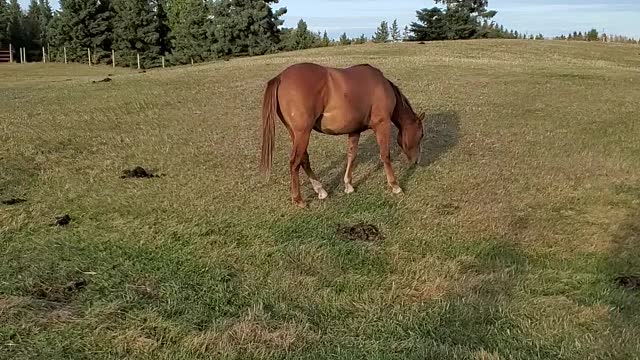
[372,120,403,194]
[344,132,360,193]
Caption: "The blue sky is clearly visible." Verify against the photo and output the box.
[22,0,640,40]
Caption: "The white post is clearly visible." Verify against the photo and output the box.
[191,58,194,66]
[112,49,115,68]
[9,44,12,63]
[47,43,50,62]
[137,53,140,69]
[64,47,67,64]
[162,56,165,68]
[42,46,46,63]
[87,48,91,66]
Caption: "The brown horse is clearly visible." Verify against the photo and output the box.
[260,62,424,208]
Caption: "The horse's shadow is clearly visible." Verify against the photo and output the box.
[316,110,460,193]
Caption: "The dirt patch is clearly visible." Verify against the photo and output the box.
[337,223,383,242]
[92,77,112,83]
[435,202,461,216]
[615,276,640,290]
[31,278,88,303]
[120,166,160,179]
[1,198,26,205]
[53,214,71,226]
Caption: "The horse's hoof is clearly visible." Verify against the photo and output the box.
[293,200,307,208]
[318,189,328,200]
[391,186,403,195]
[344,184,355,194]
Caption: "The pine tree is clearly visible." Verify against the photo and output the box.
[409,7,446,41]
[339,32,350,45]
[0,0,10,48]
[402,25,410,41]
[210,0,287,58]
[38,0,52,46]
[351,34,367,45]
[6,0,25,56]
[26,0,43,54]
[112,0,162,68]
[170,0,209,62]
[586,28,598,41]
[49,0,112,64]
[373,20,389,43]
[390,19,400,42]
[321,30,330,47]
[154,0,171,56]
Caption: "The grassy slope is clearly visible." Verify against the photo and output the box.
[1,40,640,359]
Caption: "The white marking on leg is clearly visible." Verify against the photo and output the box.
[345,183,355,194]
[310,179,328,200]
[392,185,403,194]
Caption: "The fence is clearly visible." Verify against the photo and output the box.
[0,44,174,69]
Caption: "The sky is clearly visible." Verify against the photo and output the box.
[21,0,640,40]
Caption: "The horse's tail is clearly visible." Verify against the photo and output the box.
[260,76,280,178]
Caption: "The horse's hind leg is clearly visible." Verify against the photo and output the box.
[301,152,328,200]
[344,132,360,194]
[289,131,312,208]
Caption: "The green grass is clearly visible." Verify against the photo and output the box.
[1,39,640,359]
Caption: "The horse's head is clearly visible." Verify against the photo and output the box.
[397,111,425,165]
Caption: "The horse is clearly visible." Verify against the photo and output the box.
[260,62,425,208]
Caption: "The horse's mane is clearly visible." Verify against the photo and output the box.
[388,79,416,119]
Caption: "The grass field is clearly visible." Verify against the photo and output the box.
[1,39,640,359]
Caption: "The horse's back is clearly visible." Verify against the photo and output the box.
[275,62,396,134]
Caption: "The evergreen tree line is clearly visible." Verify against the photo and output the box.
[0,0,380,67]
[407,0,539,41]
[0,0,53,60]
[554,29,639,44]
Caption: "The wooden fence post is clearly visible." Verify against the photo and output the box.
[191,57,194,66]
[42,46,46,63]
[87,48,91,66]
[9,44,12,63]
[64,47,67,64]
[137,53,140,69]
[162,56,165,68]
[112,49,115,67]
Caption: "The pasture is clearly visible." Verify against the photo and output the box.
[1,40,640,359]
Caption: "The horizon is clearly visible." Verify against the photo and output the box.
[19,0,640,40]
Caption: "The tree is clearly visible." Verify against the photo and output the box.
[339,32,350,45]
[48,0,113,64]
[372,20,389,43]
[169,0,209,62]
[356,34,367,44]
[210,0,287,58]
[321,30,330,46]
[402,25,410,41]
[154,0,171,56]
[112,0,162,68]
[38,0,53,46]
[409,7,446,41]
[586,28,598,41]
[390,19,400,42]
[279,19,319,51]
[6,0,25,54]
[0,0,7,48]
[25,0,44,53]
